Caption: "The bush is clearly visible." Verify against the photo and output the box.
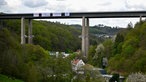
[72,64,106,82]
[126,72,146,82]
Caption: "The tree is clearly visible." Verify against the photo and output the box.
[127,22,133,30]
[88,45,96,65]
[108,21,146,76]
[93,44,104,67]
[113,33,124,55]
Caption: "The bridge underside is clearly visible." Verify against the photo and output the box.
[1,11,146,19]
[0,11,145,57]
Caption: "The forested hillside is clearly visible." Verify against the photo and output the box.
[70,24,123,35]
[91,21,146,76]
[1,20,81,52]
[0,19,114,82]
[1,19,122,52]
[108,21,146,75]
[71,24,123,45]
[0,20,77,81]
[0,19,108,82]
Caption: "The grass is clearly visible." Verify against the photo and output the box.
[0,74,24,82]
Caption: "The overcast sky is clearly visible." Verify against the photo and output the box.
[1,0,146,27]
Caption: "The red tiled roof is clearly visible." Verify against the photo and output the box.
[73,59,80,65]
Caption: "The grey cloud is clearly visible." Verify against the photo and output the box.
[0,0,11,12]
[44,3,72,12]
[125,1,146,10]
[22,0,48,8]
[0,0,7,5]
[56,0,66,1]
[99,2,111,6]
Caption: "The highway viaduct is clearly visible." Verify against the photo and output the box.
[1,11,146,57]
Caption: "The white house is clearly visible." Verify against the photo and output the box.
[71,59,85,73]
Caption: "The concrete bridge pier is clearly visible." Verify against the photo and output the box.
[21,17,25,44]
[82,16,89,57]
[28,19,33,44]
[21,18,33,44]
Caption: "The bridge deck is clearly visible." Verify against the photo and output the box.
[0,11,146,19]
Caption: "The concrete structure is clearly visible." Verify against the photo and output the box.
[1,11,146,19]
[82,17,89,57]
[21,17,25,44]
[1,11,146,57]
[28,19,33,44]
[20,18,33,44]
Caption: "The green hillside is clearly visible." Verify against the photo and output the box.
[1,19,108,82]
[0,20,79,82]
[108,21,146,75]
[0,74,23,82]
[71,24,123,45]
[1,20,81,52]
[88,21,146,77]
[70,24,123,35]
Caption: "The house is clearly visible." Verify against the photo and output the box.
[49,51,70,58]
[71,59,85,73]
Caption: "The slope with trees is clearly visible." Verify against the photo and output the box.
[71,24,123,45]
[1,19,81,52]
[2,18,118,82]
[88,21,146,76]
[0,19,80,82]
[108,21,146,75]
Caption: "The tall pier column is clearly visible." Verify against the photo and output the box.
[28,19,33,44]
[21,17,25,44]
[82,16,89,57]
[140,15,142,22]
[85,18,89,57]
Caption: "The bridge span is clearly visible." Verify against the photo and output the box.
[0,11,146,57]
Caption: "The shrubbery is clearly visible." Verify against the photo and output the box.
[107,21,146,75]
[126,72,146,82]
[0,28,72,82]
